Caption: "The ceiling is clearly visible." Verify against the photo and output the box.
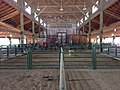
[25,0,98,25]
[0,0,120,38]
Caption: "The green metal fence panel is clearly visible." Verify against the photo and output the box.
[15,45,17,56]
[27,48,32,70]
[92,45,97,69]
[7,46,9,58]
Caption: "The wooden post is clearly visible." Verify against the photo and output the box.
[38,16,41,38]
[83,26,85,35]
[31,7,35,49]
[88,21,91,44]
[100,0,104,53]
[18,0,24,53]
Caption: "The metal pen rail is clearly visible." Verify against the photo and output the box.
[59,47,67,90]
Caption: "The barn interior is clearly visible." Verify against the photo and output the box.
[0,0,120,90]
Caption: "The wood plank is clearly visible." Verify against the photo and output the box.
[105,10,120,20]
[17,20,31,28]
[80,0,118,28]
[0,7,14,15]
[0,21,32,36]
[0,11,19,21]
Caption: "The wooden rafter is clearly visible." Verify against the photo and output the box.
[105,10,120,20]
[17,20,31,28]
[51,0,60,6]
[0,21,32,35]
[92,19,100,25]
[0,7,14,15]
[64,0,71,5]
[0,11,19,21]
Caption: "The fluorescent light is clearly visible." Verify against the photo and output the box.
[97,36,99,38]
[111,33,114,36]
[83,7,86,11]
[10,34,12,37]
[60,8,63,11]
[83,2,87,11]
[37,3,40,11]
[37,8,40,11]
[114,29,116,32]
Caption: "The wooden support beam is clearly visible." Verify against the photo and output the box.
[88,21,91,43]
[0,11,19,21]
[100,0,103,52]
[105,10,120,20]
[0,21,32,35]
[31,6,35,46]
[92,19,108,27]
[17,20,31,28]
[51,0,60,6]
[85,24,96,30]
[92,19,100,25]
[0,7,14,15]
[0,21,20,33]
[80,0,118,28]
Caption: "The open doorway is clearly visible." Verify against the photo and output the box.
[57,32,66,45]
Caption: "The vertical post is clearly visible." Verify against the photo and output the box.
[27,48,32,69]
[7,46,9,58]
[88,7,92,47]
[83,26,85,35]
[100,0,104,53]
[107,45,109,55]
[78,28,80,35]
[9,37,12,47]
[38,16,41,38]
[31,7,35,50]
[18,0,24,53]
[92,44,97,69]
[83,17,85,35]
[115,45,117,57]
[15,45,17,55]
[88,21,91,43]
[88,21,91,49]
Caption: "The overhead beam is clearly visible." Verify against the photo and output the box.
[3,0,40,26]
[105,10,120,20]
[64,0,71,5]
[35,4,85,8]
[0,11,19,21]
[92,19,100,24]
[100,0,104,52]
[38,6,47,16]
[51,0,60,6]
[0,7,15,15]
[76,6,86,16]
[0,21,32,35]
[80,0,118,28]
[17,20,31,28]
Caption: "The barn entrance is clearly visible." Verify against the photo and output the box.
[57,32,66,45]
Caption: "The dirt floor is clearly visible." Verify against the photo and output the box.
[0,69,59,90]
[66,69,120,90]
[0,69,120,90]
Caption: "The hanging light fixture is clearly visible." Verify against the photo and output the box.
[37,3,40,11]
[83,2,87,11]
[60,0,63,11]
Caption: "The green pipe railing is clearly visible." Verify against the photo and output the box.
[92,45,97,69]
[0,45,28,59]
[59,47,67,90]
[27,48,32,70]
[97,45,120,58]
